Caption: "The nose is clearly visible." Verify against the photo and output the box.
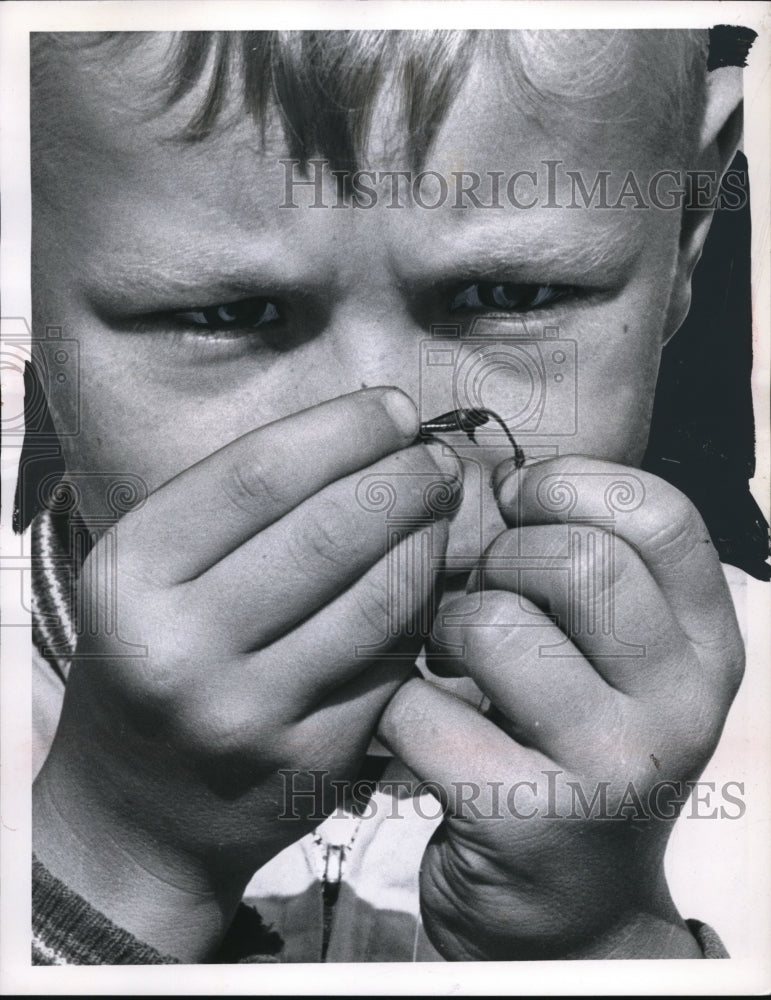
[326,305,520,534]
[324,312,523,462]
[322,305,433,413]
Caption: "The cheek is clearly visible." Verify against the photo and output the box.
[44,329,229,523]
[50,325,354,524]
[572,313,665,465]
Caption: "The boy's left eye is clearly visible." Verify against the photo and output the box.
[173,298,280,331]
[449,283,570,313]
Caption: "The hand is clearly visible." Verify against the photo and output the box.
[377,455,744,960]
[33,387,461,960]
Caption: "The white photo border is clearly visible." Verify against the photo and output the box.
[1,1,769,994]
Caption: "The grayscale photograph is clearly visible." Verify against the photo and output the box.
[1,1,769,994]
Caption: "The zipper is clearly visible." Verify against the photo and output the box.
[320,843,346,961]
[314,760,385,961]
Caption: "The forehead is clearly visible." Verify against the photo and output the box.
[31,32,671,298]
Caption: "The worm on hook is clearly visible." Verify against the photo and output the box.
[419,408,525,468]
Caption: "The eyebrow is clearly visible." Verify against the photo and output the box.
[405,216,647,288]
[83,212,647,316]
[82,246,331,315]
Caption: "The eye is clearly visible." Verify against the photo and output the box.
[449,283,570,313]
[173,297,280,332]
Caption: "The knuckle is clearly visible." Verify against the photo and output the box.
[379,678,438,748]
[176,684,269,759]
[221,457,289,517]
[483,525,564,574]
[293,497,357,571]
[461,591,529,660]
[640,492,710,564]
[569,524,632,594]
[471,587,520,628]
[108,651,187,722]
[348,573,392,634]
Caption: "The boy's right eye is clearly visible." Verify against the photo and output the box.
[173,298,280,332]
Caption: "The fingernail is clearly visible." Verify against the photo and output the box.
[380,388,418,439]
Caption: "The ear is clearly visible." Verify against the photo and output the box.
[662,66,744,344]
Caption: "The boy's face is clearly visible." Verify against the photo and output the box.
[33,37,686,564]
